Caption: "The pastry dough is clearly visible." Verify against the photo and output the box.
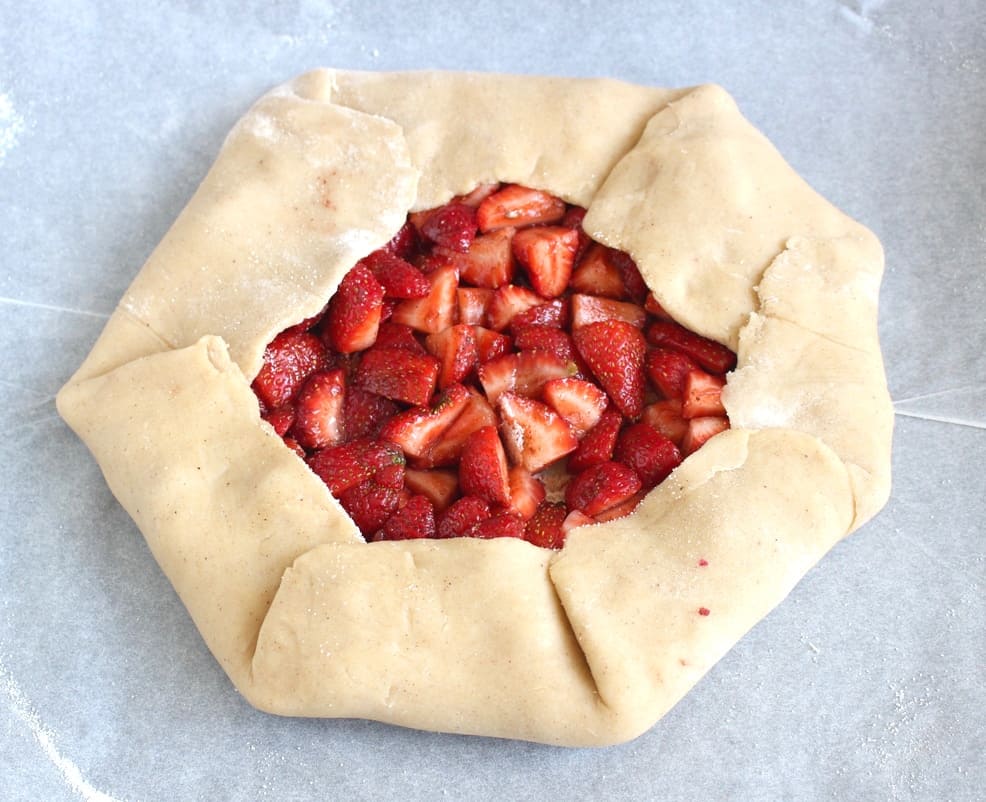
[57,69,892,746]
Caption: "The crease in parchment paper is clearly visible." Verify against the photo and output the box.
[0,296,110,320]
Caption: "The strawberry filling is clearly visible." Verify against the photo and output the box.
[252,184,734,548]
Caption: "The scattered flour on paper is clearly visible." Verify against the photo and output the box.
[0,652,124,802]
[0,91,26,167]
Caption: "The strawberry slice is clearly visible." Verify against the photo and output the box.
[425,324,480,389]
[645,347,700,400]
[571,294,647,329]
[524,502,568,549]
[592,489,647,523]
[565,461,642,517]
[377,493,436,540]
[382,220,420,260]
[644,292,673,320]
[511,226,580,298]
[342,386,399,442]
[614,422,682,488]
[468,512,526,540]
[458,426,511,506]
[404,468,460,512]
[391,262,459,334]
[608,250,649,303]
[420,201,477,252]
[542,377,608,437]
[421,390,497,467]
[282,436,306,459]
[682,416,730,456]
[356,347,440,407]
[307,439,405,497]
[567,407,623,472]
[292,369,346,450]
[498,392,578,473]
[513,325,580,366]
[573,320,647,419]
[641,399,688,446]
[562,509,594,533]
[373,322,427,354]
[487,284,543,331]
[506,466,546,520]
[454,228,516,288]
[472,326,512,363]
[478,351,574,405]
[457,287,494,325]
[682,370,727,418]
[437,496,491,538]
[571,244,627,300]
[476,185,567,232]
[262,405,296,437]
[378,384,471,458]
[325,264,385,353]
[561,205,591,260]
[646,320,737,374]
[361,250,430,299]
[509,298,569,331]
[338,462,405,536]
[252,329,328,409]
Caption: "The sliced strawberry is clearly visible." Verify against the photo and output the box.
[378,493,436,540]
[391,262,459,334]
[644,292,673,320]
[592,489,647,523]
[682,416,730,456]
[574,320,647,419]
[356,347,440,407]
[468,512,526,540]
[646,320,737,374]
[505,466,546,520]
[437,496,491,538]
[454,182,501,207]
[509,298,569,331]
[542,377,608,437]
[421,390,498,466]
[325,264,385,353]
[373,321,427,354]
[292,369,346,450]
[476,185,567,232]
[454,228,516,288]
[307,439,405,497]
[571,244,626,300]
[645,347,700,400]
[252,330,328,409]
[282,436,306,459]
[457,287,494,326]
[458,426,511,506]
[571,294,646,329]
[567,407,623,472]
[562,509,594,533]
[404,468,460,512]
[478,351,574,405]
[614,422,682,489]
[262,405,295,437]
[383,220,420,260]
[378,384,471,458]
[641,399,688,446]
[565,461,642,517]
[420,201,477,252]
[425,324,480,389]
[682,370,727,418]
[608,250,649,303]
[561,205,591,259]
[487,284,543,331]
[472,326,512,363]
[342,386,399,442]
[498,392,578,473]
[513,325,579,366]
[524,502,568,549]
[338,462,405,536]
[361,250,430,299]
[512,226,580,299]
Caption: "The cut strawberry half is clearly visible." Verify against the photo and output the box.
[458,426,511,506]
[512,226,580,299]
[437,496,491,539]
[682,416,730,456]
[682,370,727,418]
[391,262,459,334]
[454,228,516,288]
[341,386,399,443]
[567,406,623,473]
[614,423,682,489]
[425,323,480,389]
[646,320,737,374]
[325,264,385,353]
[565,461,642,517]
[361,250,431,299]
[476,185,567,232]
[454,182,501,208]
[355,346,440,406]
[478,351,574,405]
[457,287,494,325]
[506,467,546,520]
[487,284,543,331]
[498,391,578,473]
[645,347,700,400]
[574,320,647,420]
[641,399,688,446]
[404,468,459,513]
[373,322,427,353]
[524,502,568,549]
[378,384,471,458]
[262,405,296,437]
[472,326,512,363]
[307,439,405,497]
[469,512,526,540]
[421,390,497,467]
[541,377,608,437]
[338,462,405,536]
[509,298,569,331]
[292,369,346,450]
[377,493,436,540]
[571,294,647,329]
[382,220,420,260]
[252,329,328,409]
[419,201,477,252]
[571,244,627,300]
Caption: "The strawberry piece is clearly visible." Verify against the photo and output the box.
[437,496,491,538]
[362,250,430,299]
[641,399,688,446]
[342,386,399,442]
[574,320,647,419]
[644,292,673,320]
[561,205,591,259]
[513,325,579,365]
[562,509,594,532]
[373,322,426,354]
[511,226,580,298]
[487,284,543,331]
[542,377,608,437]
[593,490,647,523]
[682,416,730,456]
[524,502,568,549]
[378,384,471,458]
[565,461,642,517]
[614,423,682,488]
[425,324,480,389]
[498,392,578,473]
[420,201,478,252]
[325,264,385,353]
[292,369,346,450]
[468,512,526,540]
[383,221,420,260]
[476,185,567,232]
[421,390,497,466]
[478,351,574,405]
[404,468,459,512]
[505,466,546,520]
[307,439,405,497]
[571,294,646,329]
[682,370,727,418]
[567,407,623,472]
[282,436,306,459]
[391,262,459,334]
[608,250,649,303]
[509,298,569,332]
[454,228,516,288]
[645,347,700,400]
[356,347,440,407]
[458,426,511,506]
[457,287,494,325]
[262,405,295,437]
[571,244,626,300]
[454,182,501,207]
[472,326,512,363]
[252,330,328,409]
[378,493,436,540]
[646,320,737,374]
[338,463,405,536]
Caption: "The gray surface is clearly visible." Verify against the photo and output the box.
[1,1,984,800]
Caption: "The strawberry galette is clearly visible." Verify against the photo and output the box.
[57,70,893,746]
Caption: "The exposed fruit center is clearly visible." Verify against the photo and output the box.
[251,184,734,548]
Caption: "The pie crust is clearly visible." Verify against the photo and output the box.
[56,69,892,746]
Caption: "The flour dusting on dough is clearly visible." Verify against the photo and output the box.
[0,90,26,166]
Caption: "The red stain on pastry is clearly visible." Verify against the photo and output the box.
[698,558,708,567]
[698,607,711,616]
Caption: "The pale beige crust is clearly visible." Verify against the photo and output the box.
[56,69,893,746]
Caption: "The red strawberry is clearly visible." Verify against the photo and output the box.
[420,201,477,252]
[262,405,296,437]
[437,496,491,538]
[425,324,480,389]
[506,467,546,520]
[282,436,306,459]
[641,399,688,446]
[325,264,385,353]
[361,250,430,299]
[567,407,623,472]
[307,439,405,497]
[282,307,327,336]
[561,205,591,259]
[571,294,646,329]
[382,220,420,260]
[472,326,512,363]
[373,322,427,354]
[646,320,737,374]
[573,320,647,419]
[511,226,580,298]
[338,462,405,536]
[614,422,682,488]
[252,330,328,409]
[292,369,346,450]
[608,250,649,303]
[645,347,700,400]
[476,185,567,232]
[391,262,459,334]
[378,493,435,540]
[404,468,460,512]
[498,392,578,472]
[562,509,594,532]
[542,377,608,437]
[379,384,471,457]
[509,298,569,331]
[513,325,579,366]
[571,244,626,300]
[458,426,511,506]
[524,502,568,549]
[468,512,526,540]
[454,182,501,207]
[487,284,543,331]
[355,347,440,406]
[454,228,516,288]
[682,370,727,418]
[478,351,574,405]
[565,461,642,517]
[421,390,497,466]
[682,416,730,455]
[342,386,399,442]
[593,489,647,523]
[644,292,673,320]
[457,287,494,325]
